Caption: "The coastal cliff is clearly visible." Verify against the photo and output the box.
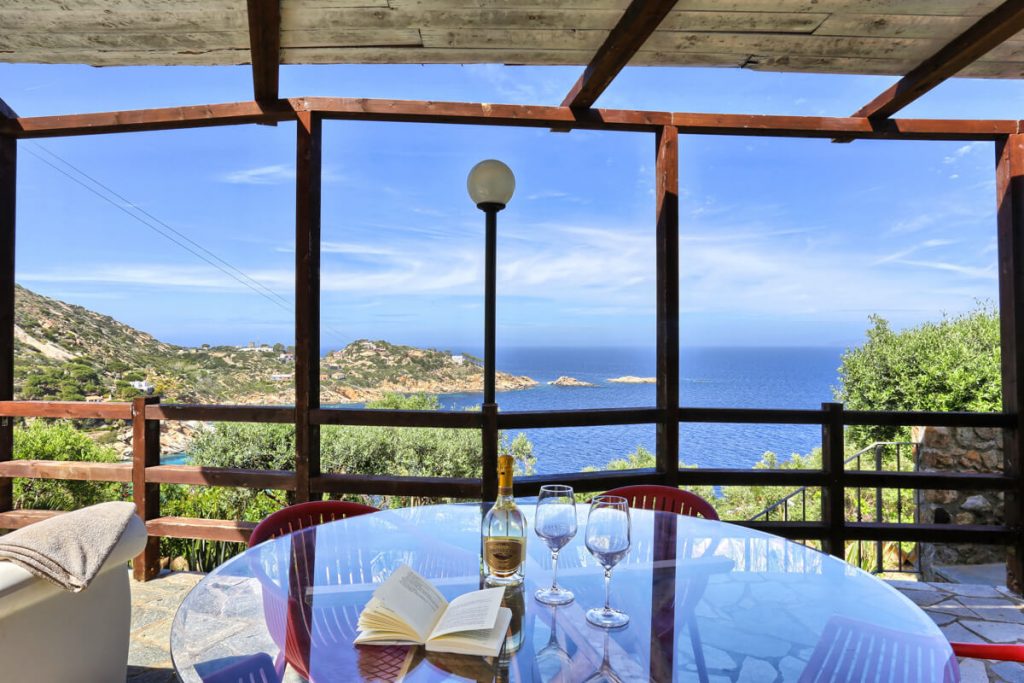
[13,286,537,404]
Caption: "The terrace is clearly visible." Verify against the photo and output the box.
[2,1,1024,681]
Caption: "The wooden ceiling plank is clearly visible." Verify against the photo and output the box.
[813,13,975,40]
[853,0,1024,119]
[561,0,679,110]
[247,0,282,102]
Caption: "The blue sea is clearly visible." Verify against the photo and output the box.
[163,347,843,473]
[435,347,841,475]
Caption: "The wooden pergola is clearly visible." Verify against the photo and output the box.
[0,0,1023,586]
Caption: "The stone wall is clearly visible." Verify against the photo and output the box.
[914,425,1004,580]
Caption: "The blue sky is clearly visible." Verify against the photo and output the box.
[3,63,1022,351]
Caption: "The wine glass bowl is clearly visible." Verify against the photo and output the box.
[534,485,577,605]
[584,495,631,628]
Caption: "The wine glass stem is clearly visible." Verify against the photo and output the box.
[550,549,560,590]
[603,567,612,612]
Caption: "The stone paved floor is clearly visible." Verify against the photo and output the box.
[127,571,202,683]
[128,572,1024,682]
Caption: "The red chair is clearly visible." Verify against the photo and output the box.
[603,484,719,520]
[248,500,379,548]
[950,641,1024,662]
[249,501,379,682]
[800,615,958,682]
[200,653,280,683]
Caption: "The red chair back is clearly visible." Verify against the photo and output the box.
[603,485,719,520]
[800,616,958,682]
[248,500,379,548]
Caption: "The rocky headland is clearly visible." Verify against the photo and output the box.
[548,376,597,387]
[608,376,656,384]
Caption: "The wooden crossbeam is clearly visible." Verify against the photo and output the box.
[853,0,1024,119]
[246,0,281,102]
[561,0,678,111]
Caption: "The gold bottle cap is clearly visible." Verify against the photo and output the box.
[497,454,514,495]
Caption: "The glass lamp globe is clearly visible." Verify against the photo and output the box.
[467,159,515,207]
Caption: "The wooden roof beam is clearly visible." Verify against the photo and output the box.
[246,0,281,102]
[852,0,1024,120]
[0,97,16,120]
[561,0,679,111]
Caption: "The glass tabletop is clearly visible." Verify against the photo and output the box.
[171,504,956,683]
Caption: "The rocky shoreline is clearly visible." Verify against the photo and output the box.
[608,376,656,384]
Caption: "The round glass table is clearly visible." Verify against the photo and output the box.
[171,504,957,682]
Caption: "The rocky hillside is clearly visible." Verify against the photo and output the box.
[13,286,535,404]
[321,340,536,401]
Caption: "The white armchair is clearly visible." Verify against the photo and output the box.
[0,514,147,682]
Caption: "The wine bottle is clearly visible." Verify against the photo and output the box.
[482,454,527,586]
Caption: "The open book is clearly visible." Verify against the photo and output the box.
[354,564,512,657]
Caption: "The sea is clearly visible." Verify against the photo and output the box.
[162,346,844,473]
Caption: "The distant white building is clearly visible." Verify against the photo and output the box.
[270,374,291,382]
[130,380,155,394]
[452,354,465,365]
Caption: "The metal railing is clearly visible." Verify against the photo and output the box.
[749,441,921,574]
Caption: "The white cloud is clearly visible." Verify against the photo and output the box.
[221,164,295,185]
[943,142,983,165]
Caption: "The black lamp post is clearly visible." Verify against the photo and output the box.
[467,159,515,405]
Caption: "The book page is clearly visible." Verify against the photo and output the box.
[367,564,449,642]
[428,586,505,639]
[425,607,513,657]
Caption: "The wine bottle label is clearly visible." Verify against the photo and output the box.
[485,537,524,574]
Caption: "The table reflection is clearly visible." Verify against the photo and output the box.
[171,504,955,683]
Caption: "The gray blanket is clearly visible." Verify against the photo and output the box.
[0,501,136,592]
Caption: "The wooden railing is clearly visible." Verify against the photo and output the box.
[0,398,1016,581]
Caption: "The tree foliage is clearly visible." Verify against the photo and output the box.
[13,421,125,510]
[836,306,1000,446]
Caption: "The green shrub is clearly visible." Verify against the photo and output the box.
[837,307,1000,446]
[13,421,125,510]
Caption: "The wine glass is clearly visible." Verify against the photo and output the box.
[585,495,631,628]
[534,606,573,682]
[534,484,577,605]
[581,629,625,683]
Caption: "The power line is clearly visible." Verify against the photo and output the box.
[26,144,292,311]
[24,143,348,343]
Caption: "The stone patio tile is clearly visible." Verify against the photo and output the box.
[992,661,1024,683]
[737,657,779,683]
[930,598,984,619]
[127,640,173,670]
[958,659,989,683]
[940,621,981,643]
[132,616,176,646]
[778,655,807,682]
[887,579,949,593]
[943,583,1007,599]
[902,588,949,607]
[961,618,1024,643]
[959,599,1024,625]
[928,610,957,626]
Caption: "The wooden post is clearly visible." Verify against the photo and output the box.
[132,396,161,581]
[655,126,680,487]
[295,111,322,503]
[821,402,846,558]
[649,511,677,681]
[997,133,1024,594]
[0,134,13,514]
